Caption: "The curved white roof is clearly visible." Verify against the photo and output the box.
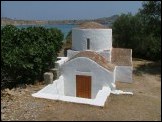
[68,51,115,71]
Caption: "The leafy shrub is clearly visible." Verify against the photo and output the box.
[112,1,161,61]
[1,25,63,84]
[62,30,72,56]
[65,30,72,45]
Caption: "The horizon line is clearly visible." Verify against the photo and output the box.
[1,14,120,21]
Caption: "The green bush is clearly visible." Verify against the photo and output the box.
[65,30,72,44]
[1,25,63,84]
[112,1,161,61]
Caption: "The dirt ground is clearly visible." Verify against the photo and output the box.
[1,58,161,121]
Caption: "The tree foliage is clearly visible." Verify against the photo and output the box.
[1,25,63,84]
[63,30,72,56]
[65,30,72,45]
[113,1,161,60]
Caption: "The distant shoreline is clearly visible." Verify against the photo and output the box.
[1,23,77,26]
[1,15,119,26]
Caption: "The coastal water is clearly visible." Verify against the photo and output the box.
[16,24,76,38]
[2,23,109,39]
[1,24,76,39]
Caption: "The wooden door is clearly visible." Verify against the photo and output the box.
[76,75,91,99]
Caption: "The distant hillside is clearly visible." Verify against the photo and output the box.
[1,15,119,26]
[1,18,48,26]
[95,15,119,26]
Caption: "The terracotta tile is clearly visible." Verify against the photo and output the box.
[69,51,115,71]
[75,22,109,29]
[111,48,132,66]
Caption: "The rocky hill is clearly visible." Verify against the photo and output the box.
[1,17,48,26]
[1,15,119,26]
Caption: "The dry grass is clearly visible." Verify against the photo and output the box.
[1,58,161,121]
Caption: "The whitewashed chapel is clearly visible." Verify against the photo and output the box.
[32,22,133,106]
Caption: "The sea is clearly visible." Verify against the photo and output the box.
[1,24,76,39]
[1,23,109,40]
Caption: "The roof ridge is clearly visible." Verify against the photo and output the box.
[69,51,115,71]
[76,21,108,29]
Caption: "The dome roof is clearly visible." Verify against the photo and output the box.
[68,51,115,71]
[77,21,107,29]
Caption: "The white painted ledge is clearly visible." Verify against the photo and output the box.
[32,76,133,107]
[56,57,68,66]
[32,81,111,107]
[111,90,133,95]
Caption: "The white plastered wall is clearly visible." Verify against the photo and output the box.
[67,49,80,59]
[98,49,111,62]
[115,66,133,83]
[61,57,115,99]
[72,28,112,51]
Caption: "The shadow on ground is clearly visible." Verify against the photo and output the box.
[133,61,161,75]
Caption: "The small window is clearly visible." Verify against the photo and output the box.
[87,38,90,50]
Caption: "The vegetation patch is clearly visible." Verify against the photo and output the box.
[1,25,64,88]
[113,1,161,61]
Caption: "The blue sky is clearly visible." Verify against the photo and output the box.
[1,1,143,20]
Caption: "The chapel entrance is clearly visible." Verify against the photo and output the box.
[76,75,91,99]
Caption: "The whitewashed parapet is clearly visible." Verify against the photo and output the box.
[97,49,111,62]
[55,57,68,79]
[55,57,68,68]
[115,66,133,83]
[67,49,80,59]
